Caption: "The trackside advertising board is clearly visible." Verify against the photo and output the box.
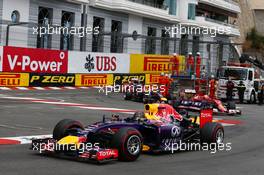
[130,54,186,74]
[75,74,113,87]
[2,46,68,74]
[145,74,160,84]
[68,51,130,74]
[0,73,29,86]
[113,74,145,85]
[0,46,3,72]
[29,74,75,87]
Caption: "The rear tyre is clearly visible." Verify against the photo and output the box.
[248,92,256,104]
[53,119,84,141]
[111,127,142,161]
[124,93,132,100]
[200,122,224,145]
[133,112,145,120]
[226,101,236,110]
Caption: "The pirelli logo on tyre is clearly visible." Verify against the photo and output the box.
[145,74,160,85]
[0,73,29,87]
[75,74,113,87]
[29,74,75,87]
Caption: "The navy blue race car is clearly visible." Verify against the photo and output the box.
[31,104,224,163]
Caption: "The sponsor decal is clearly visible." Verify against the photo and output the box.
[113,74,145,85]
[2,46,68,73]
[97,149,118,160]
[144,56,171,72]
[171,126,181,137]
[145,74,160,84]
[0,46,3,72]
[200,109,213,128]
[29,74,75,87]
[130,54,186,73]
[75,74,113,87]
[68,51,129,73]
[0,73,29,87]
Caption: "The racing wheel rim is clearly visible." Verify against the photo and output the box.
[216,129,224,144]
[127,135,141,155]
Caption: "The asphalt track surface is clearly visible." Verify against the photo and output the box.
[0,89,264,175]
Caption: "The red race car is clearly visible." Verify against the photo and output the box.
[173,90,242,116]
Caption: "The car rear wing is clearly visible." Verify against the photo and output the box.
[200,108,213,128]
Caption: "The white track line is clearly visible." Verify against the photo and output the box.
[78,87,90,89]
[48,87,62,90]
[0,96,137,114]
[1,134,52,144]
[16,87,30,90]
[33,87,45,90]
[0,87,11,90]
[64,87,77,90]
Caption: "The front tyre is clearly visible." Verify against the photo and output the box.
[111,127,142,161]
[53,119,84,141]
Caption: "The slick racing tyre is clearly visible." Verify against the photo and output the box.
[133,112,145,120]
[226,101,236,110]
[53,119,84,141]
[248,92,256,104]
[200,122,224,145]
[124,92,132,100]
[111,127,143,161]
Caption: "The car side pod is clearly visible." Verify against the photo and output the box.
[200,108,213,128]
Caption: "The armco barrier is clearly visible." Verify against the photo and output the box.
[0,73,162,87]
[0,46,188,88]
[0,73,29,87]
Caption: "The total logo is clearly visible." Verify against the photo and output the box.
[98,150,116,157]
[3,47,68,73]
[84,54,117,72]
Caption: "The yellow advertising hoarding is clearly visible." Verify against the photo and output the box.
[130,54,186,74]
[145,74,160,85]
[75,74,113,87]
[0,73,29,87]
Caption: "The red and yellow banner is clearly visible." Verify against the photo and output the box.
[0,73,29,86]
[145,74,160,85]
[130,54,186,74]
[75,74,113,87]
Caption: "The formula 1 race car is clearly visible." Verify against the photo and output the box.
[123,80,167,104]
[173,94,242,115]
[31,104,224,163]
[123,79,147,102]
